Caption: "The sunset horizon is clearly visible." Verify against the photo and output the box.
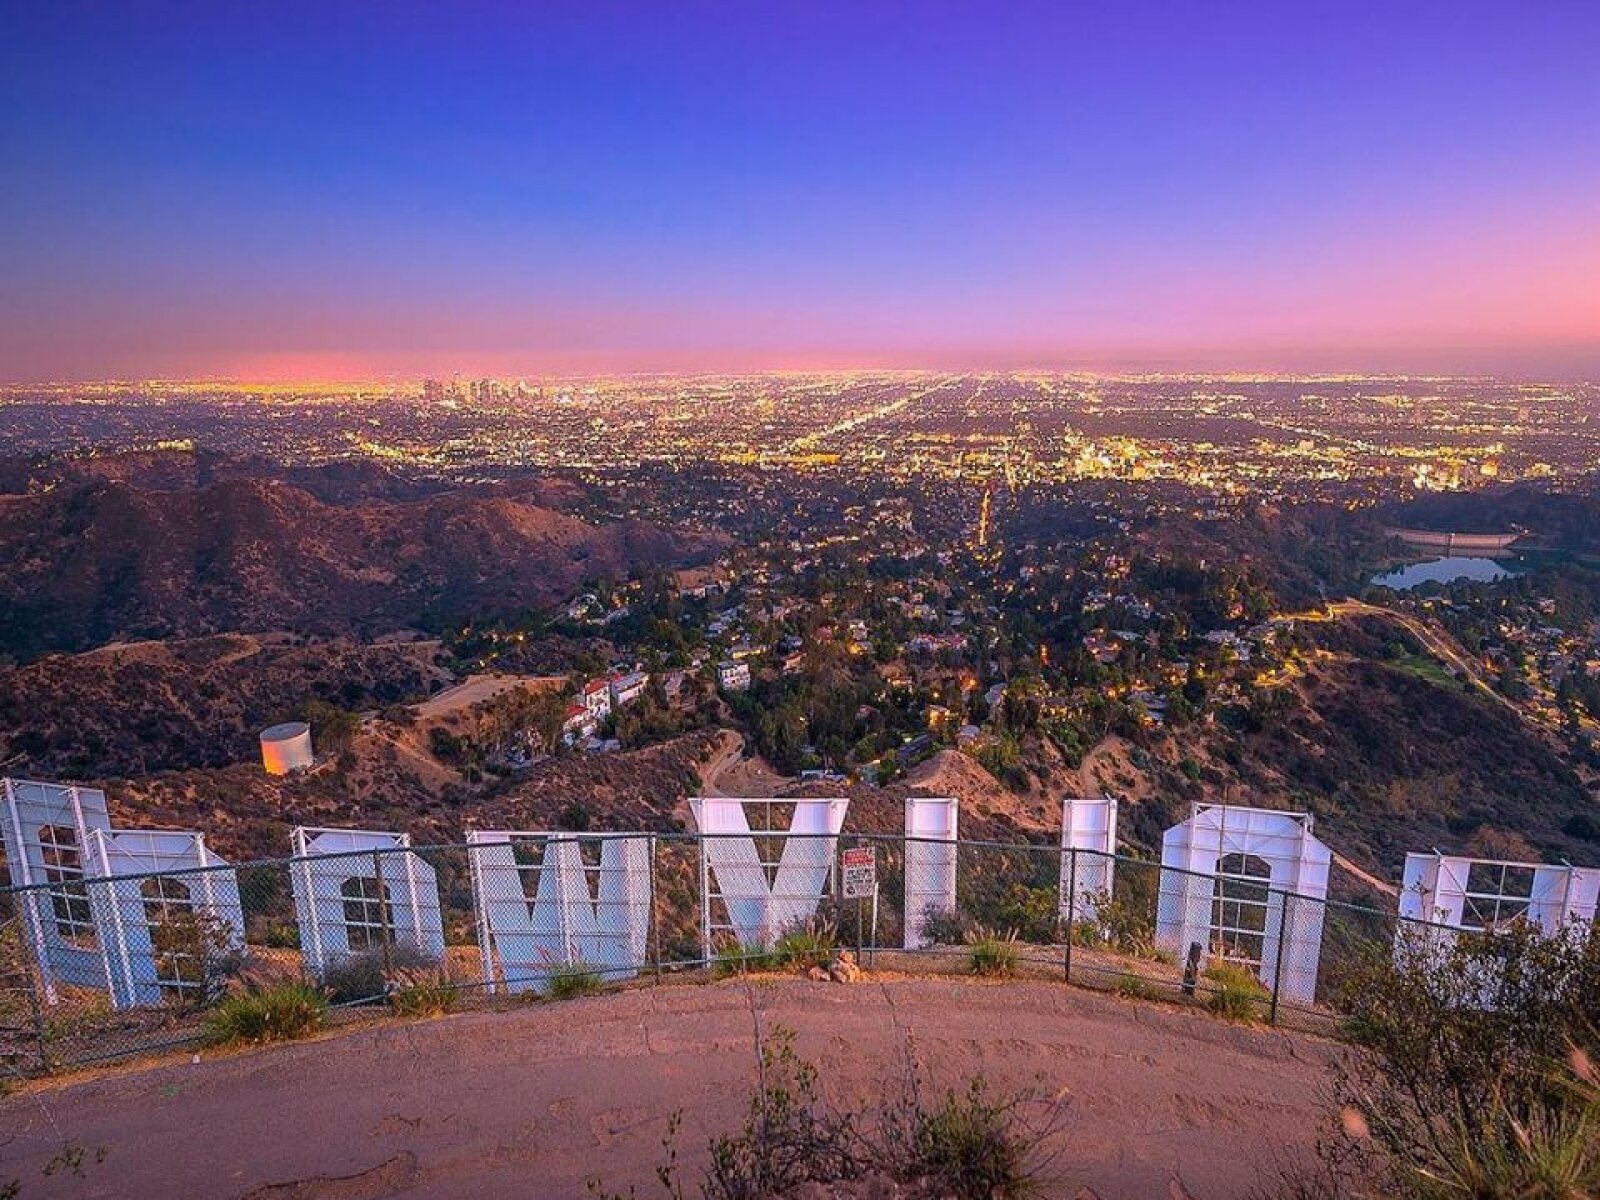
[5,2,1597,383]
[3,7,1599,1199]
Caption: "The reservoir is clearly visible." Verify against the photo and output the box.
[1371,556,1521,590]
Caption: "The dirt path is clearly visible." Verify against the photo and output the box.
[1332,851,1400,899]
[2,980,1342,1200]
[697,730,791,799]
[697,728,746,797]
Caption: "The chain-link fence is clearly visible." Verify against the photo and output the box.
[0,833,1438,1073]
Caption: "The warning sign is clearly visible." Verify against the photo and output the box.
[842,846,877,899]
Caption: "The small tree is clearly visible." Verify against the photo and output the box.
[1281,920,1600,1198]
[148,908,244,1010]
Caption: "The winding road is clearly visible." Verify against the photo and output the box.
[1298,600,1529,720]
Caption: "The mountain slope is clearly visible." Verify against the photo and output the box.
[0,476,724,658]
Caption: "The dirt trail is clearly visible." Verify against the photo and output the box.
[1332,851,1400,898]
[697,729,791,799]
[2,980,1342,1200]
[697,728,746,796]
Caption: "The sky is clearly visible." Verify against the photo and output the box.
[1,1,1597,382]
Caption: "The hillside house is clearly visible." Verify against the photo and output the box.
[609,671,649,707]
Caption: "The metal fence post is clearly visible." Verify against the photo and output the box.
[1269,889,1289,1025]
[852,837,865,957]
[1063,848,1077,982]
[649,836,662,986]
[374,849,395,986]
[23,948,52,1075]
[869,882,878,969]
[698,835,711,967]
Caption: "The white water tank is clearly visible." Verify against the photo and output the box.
[260,722,315,775]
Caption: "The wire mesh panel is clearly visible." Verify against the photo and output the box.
[955,840,1065,962]
[1063,854,1169,991]
[849,835,905,954]
[0,830,1576,1070]
[651,834,707,970]
[690,799,846,953]
[0,887,49,1076]
[903,798,958,949]
[290,830,445,980]
[1313,897,1399,1015]
[467,832,651,993]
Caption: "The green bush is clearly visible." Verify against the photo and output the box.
[920,905,977,947]
[967,930,1021,979]
[1273,921,1600,1199]
[146,909,247,1010]
[320,944,436,1006]
[712,943,775,979]
[546,961,606,1000]
[1115,974,1155,1001]
[590,1025,1064,1200]
[320,950,391,1006]
[703,1027,861,1200]
[205,980,327,1046]
[771,920,836,971]
[994,884,1061,944]
[389,970,459,1018]
[263,923,301,950]
[1071,889,1156,957]
[1202,961,1267,1021]
[895,1077,1036,1200]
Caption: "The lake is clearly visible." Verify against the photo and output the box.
[1371,556,1521,591]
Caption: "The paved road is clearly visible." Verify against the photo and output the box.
[2,979,1342,1200]
[1293,599,1504,705]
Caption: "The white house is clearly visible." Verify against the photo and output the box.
[609,671,649,707]
[581,678,612,720]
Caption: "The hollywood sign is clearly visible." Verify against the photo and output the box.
[1,777,1594,1013]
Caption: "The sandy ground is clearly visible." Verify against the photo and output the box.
[1,979,1342,1200]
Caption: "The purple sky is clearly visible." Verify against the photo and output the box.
[2,2,1597,381]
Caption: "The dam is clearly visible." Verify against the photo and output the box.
[1385,527,1520,553]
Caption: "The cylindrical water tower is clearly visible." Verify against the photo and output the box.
[260,722,315,775]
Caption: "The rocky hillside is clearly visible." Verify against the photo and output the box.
[100,726,726,862]
[1075,657,1598,878]
[0,634,449,777]
[0,474,724,659]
